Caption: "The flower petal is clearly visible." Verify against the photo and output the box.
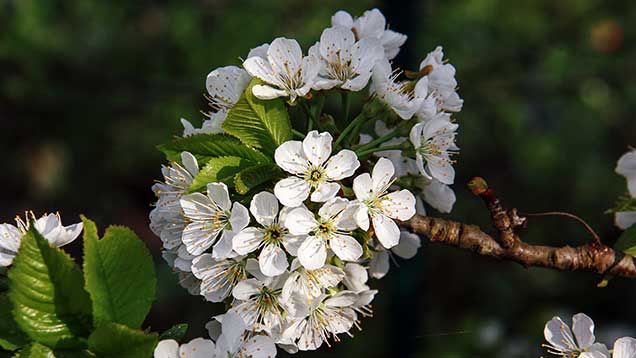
[616,211,636,230]
[369,250,390,279]
[232,227,265,255]
[372,157,395,193]
[230,202,250,233]
[232,278,263,300]
[302,130,333,166]
[391,231,421,259]
[274,177,311,207]
[421,180,456,214]
[275,140,308,175]
[250,191,279,227]
[573,313,596,349]
[284,207,317,235]
[179,338,216,358]
[154,340,179,358]
[613,337,636,358]
[544,316,576,352]
[207,182,231,211]
[353,173,373,201]
[310,181,341,202]
[259,243,288,277]
[252,84,288,100]
[241,335,277,358]
[372,214,400,249]
[382,189,416,220]
[324,149,360,180]
[329,234,363,262]
[297,235,327,270]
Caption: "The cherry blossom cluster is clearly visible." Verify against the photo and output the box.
[0,211,83,267]
[151,8,463,357]
[542,313,636,358]
[615,149,636,230]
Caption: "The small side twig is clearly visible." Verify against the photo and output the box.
[522,211,602,245]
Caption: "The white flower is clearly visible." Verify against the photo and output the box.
[368,230,421,279]
[282,292,357,351]
[418,46,463,113]
[331,8,407,60]
[370,59,429,120]
[342,263,369,292]
[373,122,418,178]
[352,158,416,249]
[281,259,344,317]
[232,192,304,277]
[243,37,320,101]
[0,223,22,267]
[213,312,278,358]
[310,26,383,91]
[191,255,247,302]
[605,338,636,358]
[285,197,362,270]
[230,267,288,336]
[416,178,457,215]
[544,313,609,357]
[274,131,360,207]
[180,182,249,257]
[409,113,459,185]
[247,43,270,59]
[154,338,215,358]
[615,149,636,230]
[181,115,224,137]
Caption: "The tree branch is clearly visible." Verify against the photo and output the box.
[399,177,636,279]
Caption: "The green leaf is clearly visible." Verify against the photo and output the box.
[82,217,156,329]
[87,323,157,358]
[11,343,53,358]
[234,164,282,195]
[223,79,292,156]
[188,156,255,192]
[614,224,636,257]
[8,227,92,349]
[0,294,29,351]
[157,133,271,165]
[158,324,188,341]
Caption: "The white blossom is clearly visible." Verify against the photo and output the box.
[370,59,429,120]
[243,37,320,102]
[331,8,407,60]
[416,178,457,215]
[285,197,362,270]
[281,259,344,317]
[274,131,359,207]
[154,338,215,358]
[180,182,249,257]
[191,255,247,303]
[353,158,416,249]
[232,192,304,277]
[368,230,421,279]
[212,312,278,358]
[418,46,463,113]
[544,313,609,357]
[409,113,459,185]
[310,26,383,91]
[615,149,636,230]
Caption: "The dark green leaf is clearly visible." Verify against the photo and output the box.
[87,323,157,358]
[614,224,636,257]
[234,164,282,195]
[188,156,255,192]
[157,133,271,165]
[223,79,292,156]
[82,217,156,329]
[0,294,29,351]
[158,324,188,341]
[11,343,53,358]
[8,227,92,349]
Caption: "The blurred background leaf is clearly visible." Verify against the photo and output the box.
[1,0,635,357]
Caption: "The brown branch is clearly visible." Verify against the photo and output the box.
[399,177,636,279]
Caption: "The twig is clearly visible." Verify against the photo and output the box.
[522,211,602,245]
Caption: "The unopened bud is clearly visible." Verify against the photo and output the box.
[468,177,489,196]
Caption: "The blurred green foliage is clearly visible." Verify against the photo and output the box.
[1,0,635,357]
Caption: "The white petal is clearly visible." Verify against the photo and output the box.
[274,177,310,207]
[297,235,327,270]
[617,150,636,197]
[319,26,355,64]
[181,151,199,176]
[613,337,636,358]
[382,189,416,220]
[333,204,359,231]
[325,291,358,307]
[421,180,456,214]
[0,223,22,252]
[242,335,277,358]
[343,263,369,292]
[259,243,288,277]
[230,202,250,233]
[317,196,349,220]
[369,250,390,279]
[409,122,424,147]
[243,56,281,87]
[268,37,303,77]
[179,338,216,358]
[331,10,354,28]
[250,191,279,227]
[282,233,305,256]
[233,278,263,300]
[154,340,179,358]
[181,221,221,256]
[329,234,363,262]
[372,214,400,249]
[392,231,421,259]
[310,182,340,202]
[616,211,636,230]
[324,150,360,180]
[302,130,333,166]
[247,43,269,59]
[354,204,370,231]
[252,84,288,100]
[220,312,247,354]
[232,227,265,255]
[426,155,456,185]
[372,157,395,193]
[180,192,214,221]
[572,313,596,349]
[275,140,308,175]
[353,173,374,201]
[212,230,235,259]
[544,317,576,351]
[207,182,231,211]
[355,8,386,39]
[284,207,318,235]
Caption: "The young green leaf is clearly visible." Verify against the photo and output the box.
[82,217,156,329]
[158,324,188,341]
[188,156,255,192]
[614,224,636,257]
[12,344,96,358]
[234,164,282,195]
[0,294,28,351]
[87,323,157,358]
[8,227,92,349]
[157,133,271,165]
[223,79,292,156]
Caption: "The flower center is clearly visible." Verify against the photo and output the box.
[305,166,326,187]
[316,220,334,237]
[264,224,285,245]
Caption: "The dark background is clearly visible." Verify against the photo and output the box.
[1,0,635,357]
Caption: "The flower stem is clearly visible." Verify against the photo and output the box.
[356,127,402,153]
[335,112,366,147]
[341,91,350,122]
[355,143,403,157]
[291,129,305,139]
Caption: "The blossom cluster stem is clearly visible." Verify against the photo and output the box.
[355,144,403,157]
[355,127,402,153]
[334,112,366,147]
